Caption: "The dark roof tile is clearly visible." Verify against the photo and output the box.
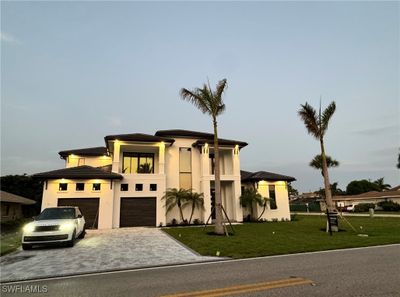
[241,170,296,182]
[32,166,122,180]
[59,147,108,159]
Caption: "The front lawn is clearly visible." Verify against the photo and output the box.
[163,215,400,258]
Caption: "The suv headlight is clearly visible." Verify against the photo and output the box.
[60,222,75,232]
[23,223,35,233]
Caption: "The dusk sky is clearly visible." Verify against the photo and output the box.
[1,1,399,192]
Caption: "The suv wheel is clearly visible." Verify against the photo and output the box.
[66,230,76,247]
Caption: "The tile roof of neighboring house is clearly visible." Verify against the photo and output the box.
[32,166,123,180]
[97,164,112,172]
[59,147,109,159]
[333,190,400,201]
[241,170,296,182]
[390,185,400,191]
[0,191,36,205]
[156,129,248,148]
[104,133,175,144]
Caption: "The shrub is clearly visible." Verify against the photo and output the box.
[272,218,278,222]
[192,219,202,225]
[354,203,375,213]
[377,200,400,212]
[171,218,177,226]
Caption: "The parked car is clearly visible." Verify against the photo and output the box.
[345,205,355,212]
[22,207,85,250]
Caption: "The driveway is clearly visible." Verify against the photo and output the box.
[0,228,218,283]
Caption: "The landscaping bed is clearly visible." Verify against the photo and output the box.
[163,215,400,258]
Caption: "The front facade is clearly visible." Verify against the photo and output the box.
[34,130,295,229]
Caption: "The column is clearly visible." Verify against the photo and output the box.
[158,142,165,174]
[112,140,120,173]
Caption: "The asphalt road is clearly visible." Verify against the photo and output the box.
[1,244,399,297]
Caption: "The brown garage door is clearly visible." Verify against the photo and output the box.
[120,198,156,227]
[57,198,99,229]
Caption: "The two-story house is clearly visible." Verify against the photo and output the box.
[33,129,295,229]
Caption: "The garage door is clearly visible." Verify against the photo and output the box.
[120,198,156,227]
[57,198,100,229]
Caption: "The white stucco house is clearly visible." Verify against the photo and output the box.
[33,130,295,229]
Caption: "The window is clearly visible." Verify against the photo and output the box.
[135,184,143,191]
[269,185,277,209]
[76,183,85,191]
[1,204,10,216]
[92,183,101,191]
[59,183,68,191]
[121,184,129,191]
[150,184,157,191]
[122,153,154,174]
[179,148,192,189]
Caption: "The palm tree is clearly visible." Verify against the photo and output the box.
[239,187,264,221]
[186,191,205,224]
[309,154,339,176]
[373,178,391,191]
[180,79,227,235]
[162,188,190,223]
[298,101,336,211]
[257,197,270,221]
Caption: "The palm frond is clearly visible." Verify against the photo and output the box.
[321,101,336,136]
[180,88,211,115]
[215,79,227,101]
[298,102,320,139]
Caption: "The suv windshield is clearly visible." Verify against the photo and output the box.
[37,208,75,220]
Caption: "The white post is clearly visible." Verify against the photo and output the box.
[112,141,120,173]
[158,142,165,174]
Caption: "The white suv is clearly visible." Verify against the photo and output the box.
[22,207,86,250]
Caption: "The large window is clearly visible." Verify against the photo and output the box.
[269,185,277,209]
[122,153,154,174]
[179,148,192,189]
[209,153,215,174]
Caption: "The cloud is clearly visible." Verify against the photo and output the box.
[0,32,21,44]
[352,124,399,136]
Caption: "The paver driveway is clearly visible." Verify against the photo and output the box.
[0,228,218,282]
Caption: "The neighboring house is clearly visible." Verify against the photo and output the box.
[0,191,36,222]
[33,129,295,229]
[241,171,296,221]
[319,188,400,210]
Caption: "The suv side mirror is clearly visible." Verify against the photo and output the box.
[77,214,83,219]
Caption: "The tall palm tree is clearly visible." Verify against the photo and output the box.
[310,154,339,176]
[373,178,391,191]
[162,188,190,223]
[298,101,336,211]
[239,187,264,221]
[180,79,227,235]
[186,191,205,224]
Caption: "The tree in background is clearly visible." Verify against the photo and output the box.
[373,178,391,191]
[288,183,299,198]
[309,154,339,176]
[346,180,380,195]
[316,182,345,197]
[298,101,336,211]
[0,174,43,213]
[180,79,228,235]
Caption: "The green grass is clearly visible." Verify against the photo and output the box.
[1,219,29,256]
[1,232,22,256]
[163,215,400,258]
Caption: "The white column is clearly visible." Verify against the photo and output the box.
[200,144,211,222]
[112,141,120,173]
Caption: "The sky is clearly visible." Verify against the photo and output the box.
[1,1,399,193]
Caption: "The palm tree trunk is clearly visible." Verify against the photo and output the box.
[213,118,224,235]
[320,138,334,211]
[257,203,267,221]
[178,202,185,223]
[189,203,195,224]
